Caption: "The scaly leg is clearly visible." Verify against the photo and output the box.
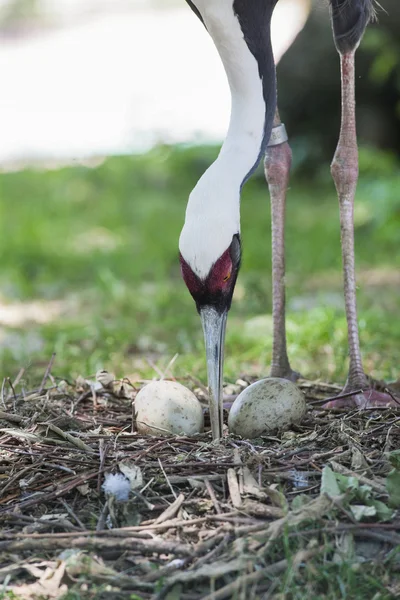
[264,109,299,382]
[324,52,396,409]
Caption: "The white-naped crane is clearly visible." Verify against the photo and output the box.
[179,0,396,440]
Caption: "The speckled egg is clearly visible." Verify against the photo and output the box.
[134,380,204,437]
[228,377,306,439]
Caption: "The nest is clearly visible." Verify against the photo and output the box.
[1,366,400,599]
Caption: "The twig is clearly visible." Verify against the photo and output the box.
[42,463,76,475]
[142,558,190,583]
[286,523,400,545]
[158,457,177,500]
[1,379,6,409]
[227,468,241,508]
[199,548,319,600]
[0,469,106,514]
[384,387,400,406]
[59,498,86,529]
[312,389,364,405]
[154,493,185,524]
[161,353,179,380]
[11,367,25,391]
[96,502,109,532]
[0,535,194,556]
[204,478,222,514]
[4,513,241,539]
[39,353,56,395]
[97,439,109,493]
[43,423,94,453]
[133,439,170,462]
[0,411,25,424]
[6,377,17,406]
[0,466,33,498]
[146,358,164,379]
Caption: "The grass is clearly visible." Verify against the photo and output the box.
[0,144,399,388]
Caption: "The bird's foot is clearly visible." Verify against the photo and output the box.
[322,387,399,410]
[270,368,301,383]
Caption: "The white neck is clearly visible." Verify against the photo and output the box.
[180,0,268,279]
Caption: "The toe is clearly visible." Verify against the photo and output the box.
[322,389,399,410]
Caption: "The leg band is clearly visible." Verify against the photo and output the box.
[268,123,288,147]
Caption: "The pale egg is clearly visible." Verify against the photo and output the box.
[228,377,306,438]
[134,380,204,436]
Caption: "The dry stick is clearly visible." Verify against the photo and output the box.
[227,468,241,508]
[42,462,76,475]
[142,558,191,584]
[384,387,400,406]
[0,469,105,513]
[191,534,230,571]
[286,524,400,546]
[133,460,236,470]
[0,466,33,498]
[6,378,17,405]
[219,519,400,540]
[311,388,364,405]
[146,357,164,379]
[39,353,56,395]
[204,478,222,514]
[0,367,25,405]
[59,498,86,530]
[43,423,94,453]
[1,379,7,408]
[199,548,319,600]
[11,367,25,390]
[0,411,25,424]
[97,439,109,493]
[158,457,177,500]
[0,535,194,556]
[96,502,109,532]
[133,439,171,462]
[3,512,241,539]
[161,353,179,380]
[154,493,185,525]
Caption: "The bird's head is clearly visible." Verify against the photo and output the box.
[179,208,242,439]
[179,233,241,314]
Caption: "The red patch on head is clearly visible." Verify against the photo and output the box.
[179,249,233,298]
[179,253,202,296]
[207,248,233,293]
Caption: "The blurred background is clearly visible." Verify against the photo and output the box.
[0,0,399,387]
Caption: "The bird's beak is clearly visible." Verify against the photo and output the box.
[200,306,227,440]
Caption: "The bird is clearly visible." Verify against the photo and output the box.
[179,0,396,440]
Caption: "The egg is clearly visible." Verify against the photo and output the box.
[134,380,204,436]
[228,377,306,439]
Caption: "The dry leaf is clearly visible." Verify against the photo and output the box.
[118,461,143,490]
[9,561,68,599]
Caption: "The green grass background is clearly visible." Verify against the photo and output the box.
[0,145,399,387]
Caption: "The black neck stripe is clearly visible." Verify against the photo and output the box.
[233,0,278,188]
[186,0,206,27]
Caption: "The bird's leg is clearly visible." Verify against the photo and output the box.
[264,109,299,382]
[324,51,395,409]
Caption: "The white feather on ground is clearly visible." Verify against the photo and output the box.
[102,473,131,502]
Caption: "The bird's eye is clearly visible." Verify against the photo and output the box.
[223,272,231,282]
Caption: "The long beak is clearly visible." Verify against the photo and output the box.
[200,306,227,440]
